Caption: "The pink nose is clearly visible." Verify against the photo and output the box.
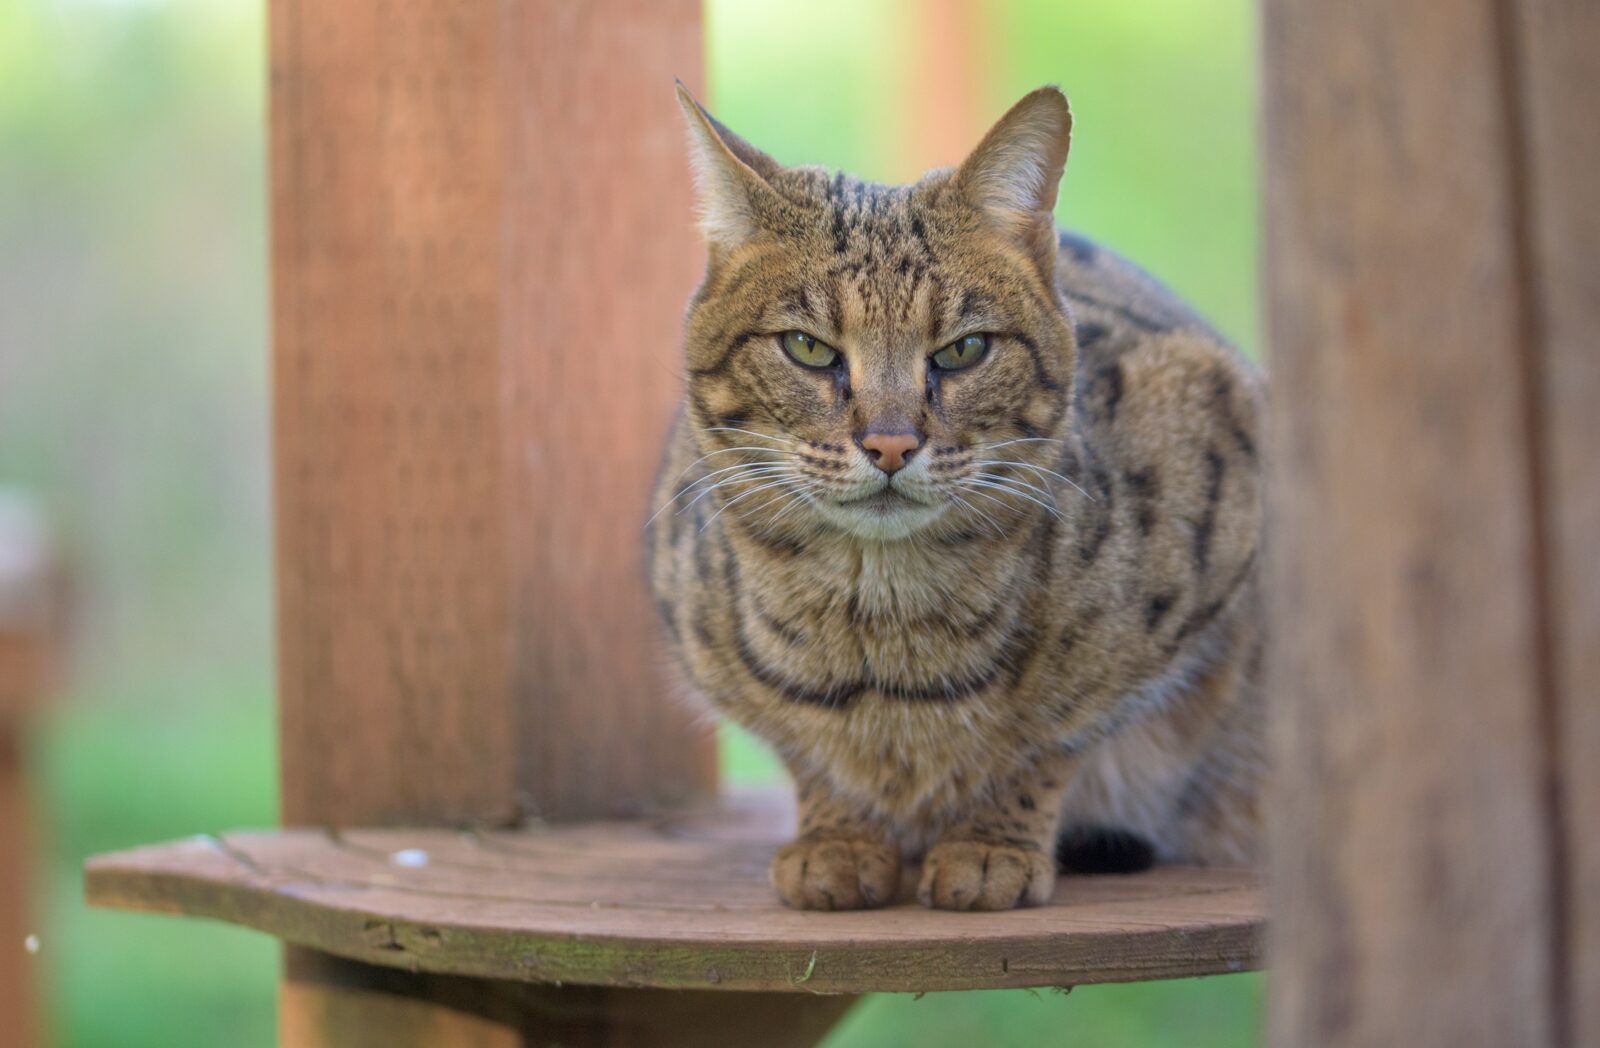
[858,432,922,474]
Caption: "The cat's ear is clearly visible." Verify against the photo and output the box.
[675,81,782,251]
[954,86,1073,278]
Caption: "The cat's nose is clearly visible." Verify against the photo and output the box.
[857,431,923,475]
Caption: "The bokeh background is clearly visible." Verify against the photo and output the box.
[0,0,1259,1044]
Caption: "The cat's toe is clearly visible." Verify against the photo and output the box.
[770,837,901,910]
[917,839,1056,911]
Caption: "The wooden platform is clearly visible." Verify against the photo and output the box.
[86,794,1262,994]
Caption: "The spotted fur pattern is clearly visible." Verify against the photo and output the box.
[650,86,1264,911]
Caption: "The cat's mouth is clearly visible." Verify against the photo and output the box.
[814,483,945,539]
[835,487,930,512]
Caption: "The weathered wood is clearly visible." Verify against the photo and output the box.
[281,952,851,1048]
[271,0,714,830]
[1262,1,1595,1045]
[86,792,1263,994]
[266,1,769,1042]
[1512,2,1600,1041]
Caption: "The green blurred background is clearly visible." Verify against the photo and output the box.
[0,0,1259,1044]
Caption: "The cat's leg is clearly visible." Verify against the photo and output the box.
[770,770,901,911]
[917,750,1078,911]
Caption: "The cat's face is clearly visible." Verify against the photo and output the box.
[678,86,1076,541]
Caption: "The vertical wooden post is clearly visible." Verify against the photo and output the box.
[0,494,61,1048]
[1512,4,1600,1040]
[1263,1,1597,1045]
[270,2,850,1043]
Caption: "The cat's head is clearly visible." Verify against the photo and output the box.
[677,84,1076,542]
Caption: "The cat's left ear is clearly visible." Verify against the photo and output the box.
[955,86,1073,280]
[674,81,783,252]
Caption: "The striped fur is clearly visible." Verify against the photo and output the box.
[651,87,1264,911]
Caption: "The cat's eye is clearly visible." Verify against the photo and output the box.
[932,333,989,371]
[780,331,840,369]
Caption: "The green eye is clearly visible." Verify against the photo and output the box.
[781,331,840,369]
[932,333,989,370]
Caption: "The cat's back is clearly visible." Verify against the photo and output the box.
[1053,229,1263,640]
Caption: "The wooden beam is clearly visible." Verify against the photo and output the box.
[273,0,716,831]
[1511,2,1600,1041]
[1263,1,1596,1044]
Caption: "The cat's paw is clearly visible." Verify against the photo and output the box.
[916,839,1056,911]
[770,836,901,910]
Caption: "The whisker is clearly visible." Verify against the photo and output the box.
[665,445,782,485]
[963,474,1066,521]
[700,426,795,445]
[973,458,1096,503]
[701,476,803,530]
[975,436,1065,452]
[648,460,797,525]
[946,492,1007,539]
[676,466,801,516]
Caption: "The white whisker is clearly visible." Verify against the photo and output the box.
[963,474,1066,520]
[701,476,803,530]
[676,466,801,517]
[973,458,1096,503]
[700,426,795,445]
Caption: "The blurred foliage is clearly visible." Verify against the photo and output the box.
[1,0,1259,1044]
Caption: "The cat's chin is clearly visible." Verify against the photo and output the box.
[811,491,947,541]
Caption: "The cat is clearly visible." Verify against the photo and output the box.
[649,83,1264,911]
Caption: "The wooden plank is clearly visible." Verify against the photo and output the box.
[271,0,715,830]
[1262,2,1569,1045]
[1510,1,1600,1042]
[85,800,1264,994]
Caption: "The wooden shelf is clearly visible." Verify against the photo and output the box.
[85,793,1262,994]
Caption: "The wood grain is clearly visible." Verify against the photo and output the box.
[271,0,714,830]
[1511,1,1600,1042]
[1262,1,1593,1045]
[86,793,1263,994]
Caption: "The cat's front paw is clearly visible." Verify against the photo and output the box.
[917,839,1056,911]
[770,836,901,910]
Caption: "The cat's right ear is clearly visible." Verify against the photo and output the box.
[675,81,782,251]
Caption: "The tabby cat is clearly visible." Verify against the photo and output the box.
[650,84,1264,911]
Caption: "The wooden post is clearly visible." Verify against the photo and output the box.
[270,2,849,1042]
[0,494,61,1048]
[1262,1,1597,1045]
